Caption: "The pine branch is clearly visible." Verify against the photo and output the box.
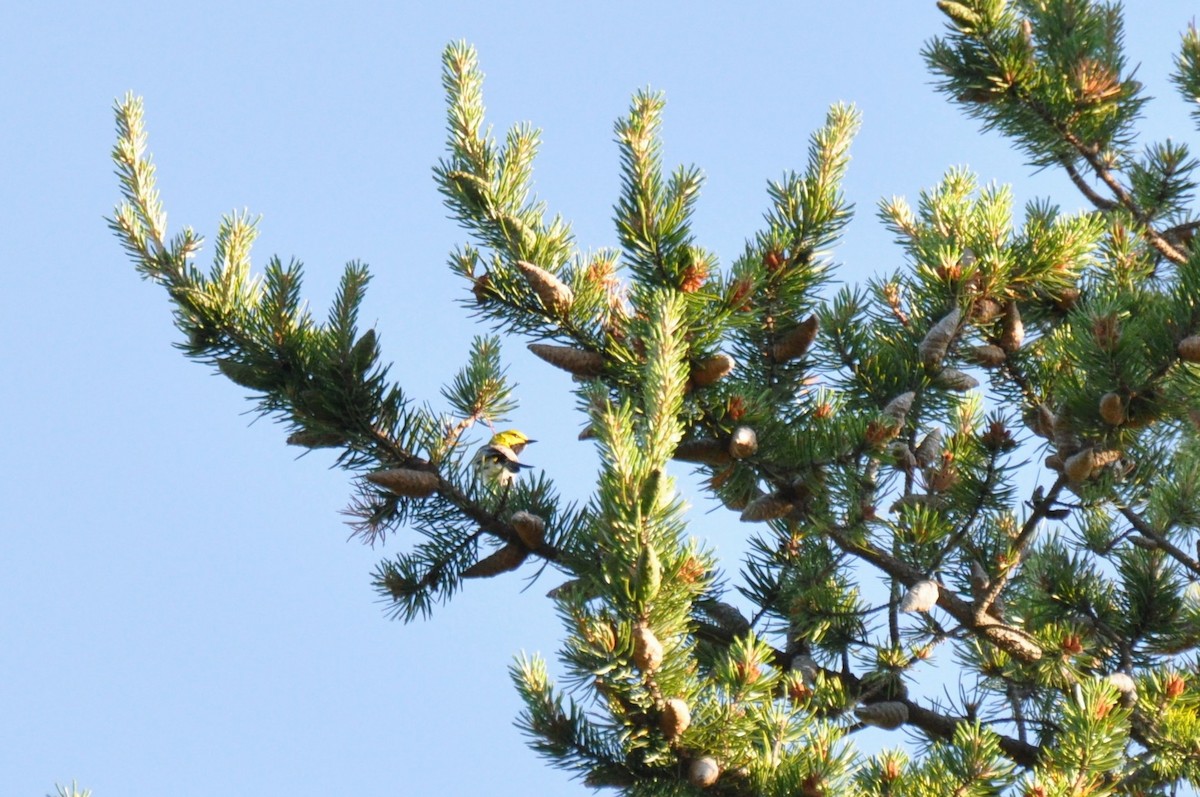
[926,5,1188,265]
[112,9,1200,792]
[825,524,1044,664]
[976,476,1068,618]
[1058,153,1118,211]
[1064,129,1189,264]
[1114,504,1200,578]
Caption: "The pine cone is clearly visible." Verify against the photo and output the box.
[545,579,587,600]
[1063,448,1095,482]
[462,542,528,578]
[510,510,546,549]
[999,300,1024,351]
[698,600,751,637]
[935,367,979,391]
[528,343,604,377]
[938,1,982,28]
[659,698,692,739]
[772,315,820,362]
[632,623,664,672]
[883,391,916,423]
[919,307,961,370]
[365,468,440,498]
[1179,335,1200,363]
[1063,447,1122,483]
[286,430,347,449]
[691,353,736,387]
[497,214,537,251]
[445,170,492,205]
[1099,392,1126,425]
[914,429,943,468]
[971,297,1002,322]
[728,426,758,459]
[1093,313,1121,352]
[674,438,734,466]
[515,260,574,315]
[688,757,720,788]
[965,344,1006,367]
[1025,403,1056,439]
[471,271,496,305]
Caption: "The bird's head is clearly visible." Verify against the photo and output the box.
[491,429,534,454]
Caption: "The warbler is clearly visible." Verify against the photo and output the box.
[471,429,535,487]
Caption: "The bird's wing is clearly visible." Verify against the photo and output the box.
[487,444,534,469]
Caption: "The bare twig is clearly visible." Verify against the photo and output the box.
[976,475,1067,618]
[1052,125,1188,264]
[825,525,1044,663]
[1058,154,1118,211]
[1116,504,1200,577]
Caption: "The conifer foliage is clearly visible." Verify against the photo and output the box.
[111,2,1200,794]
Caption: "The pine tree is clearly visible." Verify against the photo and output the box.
[110,2,1200,794]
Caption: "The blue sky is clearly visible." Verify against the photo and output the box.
[3,2,1198,795]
